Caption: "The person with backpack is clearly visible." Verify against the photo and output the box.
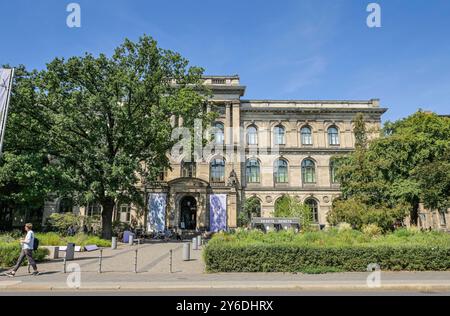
[4,223,40,277]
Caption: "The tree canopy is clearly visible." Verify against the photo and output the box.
[3,36,213,238]
[332,111,450,226]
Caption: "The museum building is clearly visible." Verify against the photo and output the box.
[43,75,388,232]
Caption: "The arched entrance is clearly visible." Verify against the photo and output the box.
[180,196,197,230]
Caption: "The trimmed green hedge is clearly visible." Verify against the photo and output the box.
[204,243,450,273]
[203,230,450,273]
[0,244,49,269]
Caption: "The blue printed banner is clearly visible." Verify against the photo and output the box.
[210,194,227,232]
[147,193,167,232]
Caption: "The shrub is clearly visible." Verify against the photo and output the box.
[47,213,83,235]
[204,243,450,273]
[337,222,352,232]
[362,224,382,237]
[0,244,49,269]
[327,198,408,232]
[35,233,111,247]
[203,230,450,273]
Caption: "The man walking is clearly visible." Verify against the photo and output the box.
[4,223,40,277]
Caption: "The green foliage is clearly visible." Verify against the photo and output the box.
[7,35,213,239]
[327,198,407,232]
[47,213,83,235]
[274,195,313,230]
[412,150,450,211]
[361,224,382,237]
[334,111,450,226]
[0,243,48,268]
[353,112,368,149]
[238,197,261,228]
[203,230,450,273]
[34,232,111,247]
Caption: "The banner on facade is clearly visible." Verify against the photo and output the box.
[209,194,227,232]
[147,193,167,232]
[0,68,14,154]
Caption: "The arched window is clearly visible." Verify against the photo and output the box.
[181,160,196,178]
[328,126,340,145]
[305,198,319,223]
[210,157,225,183]
[246,159,260,183]
[274,125,285,145]
[247,126,258,145]
[330,160,338,184]
[302,159,316,184]
[213,122,224,145]
[274,159,288,183]
[301,126,312,145]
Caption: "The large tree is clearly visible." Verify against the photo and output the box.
[18,35,212,238]
[334,111,450,226]
[0,66,71,229]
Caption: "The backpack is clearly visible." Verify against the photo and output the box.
[33,237,39,251]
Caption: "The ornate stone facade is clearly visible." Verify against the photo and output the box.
[143,75,386,231]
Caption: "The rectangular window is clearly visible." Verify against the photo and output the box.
[302,134,312,145]
[119,205,131,223]
[87,203,102,217]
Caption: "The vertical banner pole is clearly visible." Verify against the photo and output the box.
[0,68,14,155]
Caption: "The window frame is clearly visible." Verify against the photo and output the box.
[246,159,261,183]
[302,159,316,184]
[301,126,313,145]
[210,157,226,183]
[274,159,289,184]
[328,126,340,146]
[274,125,286,146]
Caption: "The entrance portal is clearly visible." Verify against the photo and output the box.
[180,196,197,230]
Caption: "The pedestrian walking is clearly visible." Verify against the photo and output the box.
[3,223,40,277]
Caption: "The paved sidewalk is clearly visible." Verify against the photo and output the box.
[16,241,205,274]
[1,271,450,292]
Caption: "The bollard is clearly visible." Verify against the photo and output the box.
[63,258,67,274]
[192,237,198,250]
[129,235,134,246]
[111,237,117,250]
[197,235,202,249]
[169,249,173,273]
[134,249,138,273]
[98,249,103,274]
[183,242,190,261]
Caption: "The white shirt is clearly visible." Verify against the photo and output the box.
[22,230,34,250]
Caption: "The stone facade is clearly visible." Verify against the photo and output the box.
[44,75,388,232]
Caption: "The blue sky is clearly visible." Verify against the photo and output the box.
[1,0,450,121]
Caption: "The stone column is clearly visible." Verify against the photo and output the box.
[178,116,184,127]
[227,190,238,228]
[232,102,241,145]
[225,103,232,145]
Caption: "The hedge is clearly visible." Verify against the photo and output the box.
[0,244,49,269]
[204,243,450,273]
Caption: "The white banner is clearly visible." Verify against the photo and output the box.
[0,68,14,153]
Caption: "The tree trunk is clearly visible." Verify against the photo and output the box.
[410,198,420,226]
[101,197,115,240]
